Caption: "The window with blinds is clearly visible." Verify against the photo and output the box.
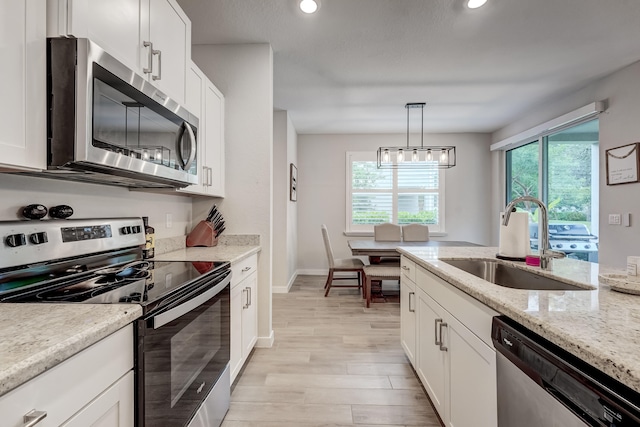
[346,152,445,233]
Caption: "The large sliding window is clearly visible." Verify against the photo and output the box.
[346,152,444,233]
[506,119,599,262]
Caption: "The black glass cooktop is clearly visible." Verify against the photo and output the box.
[0,258,229,305]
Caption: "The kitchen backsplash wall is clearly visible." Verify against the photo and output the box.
[0,174,192,239]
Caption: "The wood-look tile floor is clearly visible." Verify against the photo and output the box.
[222,275,442,427]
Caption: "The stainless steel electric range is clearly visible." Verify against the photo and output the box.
[0,218,231,427]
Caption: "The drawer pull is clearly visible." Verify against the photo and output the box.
[402,265,410,271]
[408,291,415,312]
[435,318,443,346]
[439,322,448,352]
[24,410,47,427]
[241,266,252,272]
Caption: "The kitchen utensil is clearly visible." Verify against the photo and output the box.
[214,221,225,234]
[206,204,218,222]
[209,211,222,225]
[22,204,48,220]
[49,205,74,219]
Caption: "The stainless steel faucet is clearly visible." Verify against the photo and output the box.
[502,196,565,270]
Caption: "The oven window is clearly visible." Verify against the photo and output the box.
[170,302,221,407]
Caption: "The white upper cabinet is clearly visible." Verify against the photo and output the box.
[49,0,191,105]
[179,61,225,197]
[1,0,47,171]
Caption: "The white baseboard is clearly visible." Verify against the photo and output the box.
[272,271,298,293]
[255,329,274,348]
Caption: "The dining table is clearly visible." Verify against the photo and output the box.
[348,239,481,262]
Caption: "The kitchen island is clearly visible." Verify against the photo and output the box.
[398,245,640,393]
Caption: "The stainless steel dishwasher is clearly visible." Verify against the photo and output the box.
[492,316,640,427]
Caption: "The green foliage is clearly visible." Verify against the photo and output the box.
[353,211,390,224]
[552,211,588,221]
[398,211,437,224]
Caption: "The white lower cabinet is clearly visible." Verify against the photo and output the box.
[400,257,417,367]
[230,254,258,383]
[405,257,498,427]
[0,325,134,427]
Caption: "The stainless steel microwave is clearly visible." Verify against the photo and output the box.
[42,38,198,188]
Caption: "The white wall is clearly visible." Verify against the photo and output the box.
[0,174,192,237]
[192,44,275,345]
[272,111,298,292]
[491,60,640,267]
[297,133,492,272]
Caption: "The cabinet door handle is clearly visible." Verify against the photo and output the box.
[208,167,213,186]
[242,288,248,309]
[202,166,208,186]
[241,266,252,272]
[23,410,47,427]
[439,322,448,352]
[402,265,410,271]
[143,41,153,74]
[152,48,162,81]
[408,291,415,312]
[246,286,251,307]
[435,318,443,346]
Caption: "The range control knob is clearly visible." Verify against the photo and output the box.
[120,226,132,235]
[29,232,48,245]
[5,233,27,247]
[22,204,47,220]
[49,205,74,219]
[132,225,141,234]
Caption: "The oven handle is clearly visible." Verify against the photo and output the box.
[152,273,231,329]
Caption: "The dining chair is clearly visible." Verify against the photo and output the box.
[402,223,430,241]
[374,223,402,241]
[362,265,401,308]
[321,224,365,297]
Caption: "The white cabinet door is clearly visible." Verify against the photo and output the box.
[65,0,142,72]
[447,316,497,427]
[415,287,447,419]
[53,0,190,104]
[400,277,416,367]
[179,62,206,195]
[204,80,225,197]
[0,0,46,171]
[61,371,134,427]
[230,282,244,382]
[241,272,258,358]
[145,0,190,104]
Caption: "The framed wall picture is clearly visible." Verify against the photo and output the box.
[606,143,640,185]
[290,163,298,201]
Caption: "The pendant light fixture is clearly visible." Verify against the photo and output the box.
[377,103,456,169]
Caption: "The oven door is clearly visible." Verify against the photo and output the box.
[136,270,230,427]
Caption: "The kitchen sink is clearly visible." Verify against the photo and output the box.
[440,259,593,291]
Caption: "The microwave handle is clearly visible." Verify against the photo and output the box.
[176,122,197,170]
[152,273,231,329]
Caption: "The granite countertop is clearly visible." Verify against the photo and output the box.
[154,245,260,263]
[0,304,141,397]
[398,246,640,394]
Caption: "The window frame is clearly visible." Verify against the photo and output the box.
[345,151,446,233]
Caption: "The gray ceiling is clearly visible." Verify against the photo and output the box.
[177,0,640,135]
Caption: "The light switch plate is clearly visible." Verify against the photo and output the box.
[609,214,621,225]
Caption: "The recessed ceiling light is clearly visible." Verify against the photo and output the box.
[467,0,488,9]
[300,0,318,14]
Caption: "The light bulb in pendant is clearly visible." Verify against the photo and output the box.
[156,149,163,161]
[412,149,418,162]
[142,149,150,160]
[300,0,318,14]
[383,149,390,163]
[397,149,404,163]
[426,149,433,161]
[440,150,448,163]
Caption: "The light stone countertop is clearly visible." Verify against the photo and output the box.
[0,304,141,397]
[398,246,640,393]
[154,245,261,264]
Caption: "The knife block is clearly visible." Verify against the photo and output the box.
[186,221,219,247]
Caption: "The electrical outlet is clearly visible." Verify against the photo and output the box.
[166,213,172,228]
[609,214,621,225]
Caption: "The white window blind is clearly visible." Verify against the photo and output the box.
[346,152,445,233]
